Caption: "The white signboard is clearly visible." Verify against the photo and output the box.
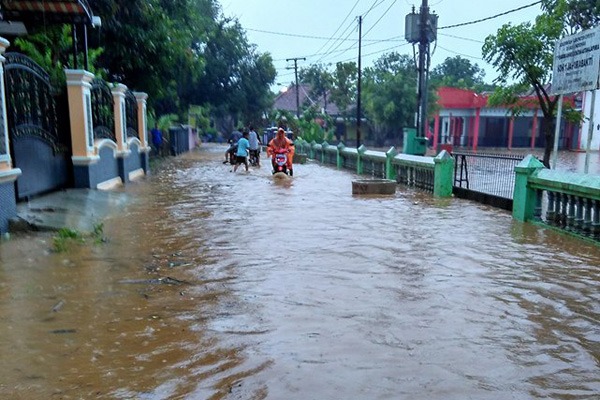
[551,26,600,95]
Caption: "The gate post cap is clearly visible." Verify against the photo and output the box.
[434,150,453,163]
[64,69,94,85]
[515,154,544,173]
[110,83,128,95]
[133,92,148,101]
[0,37,10,54]
[357,144,367,155]
[337,142,345,150]
[386,146,397,158]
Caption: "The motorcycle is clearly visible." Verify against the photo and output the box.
[249,149,260,167]
[225,144,237,165]
[271,148,289,175]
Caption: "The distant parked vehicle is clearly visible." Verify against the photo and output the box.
[263,127,293,145]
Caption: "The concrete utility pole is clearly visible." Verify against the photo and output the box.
[286,57,306,118]
[356,15,363,149]
[417,0,430,138]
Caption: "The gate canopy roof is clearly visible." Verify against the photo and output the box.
[1,0,93,24]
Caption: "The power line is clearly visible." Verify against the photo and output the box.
[319,37,407,63]
[363,0,397,38]
[438,1,542,30]
[437,45,483,60]
[363,0,387,19]
[438,32,484,44]
[312,0,363,57]
[245,27,401,43]
[280,42,410,74]
[338,42,411,63]
[276,42,411,82]
[275,36,406,63]
[315,20,358,64]
[315,1,388,67]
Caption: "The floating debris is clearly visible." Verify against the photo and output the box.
[118,277,190,286]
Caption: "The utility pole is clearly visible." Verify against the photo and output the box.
[286,57,306,119]
[356,15,363,149]
[417,0,429,138]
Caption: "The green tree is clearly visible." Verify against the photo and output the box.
[330,61,357,120]
[193,18,275,126]
[13,25,103,88]
[542,0,600,33]
[430,55,492,91]
[482,8,581,167]
[299,64,333,111]
[362,53,419,145]
[13,0,275,126]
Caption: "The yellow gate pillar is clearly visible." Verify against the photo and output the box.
[111,84,129,155]
[0,37,21,233]
[65,69,99,188]
[133,92,150,173]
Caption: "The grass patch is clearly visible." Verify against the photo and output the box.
[52,228,82,252]
[92,222,105,245]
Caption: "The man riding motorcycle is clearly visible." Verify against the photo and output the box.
[267,128,295,176]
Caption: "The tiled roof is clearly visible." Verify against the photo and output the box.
[273,84,342,116]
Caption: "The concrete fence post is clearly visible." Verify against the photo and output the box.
[386,146,397,181]
[337,142,345,169]
[110,84,129,155]
[513,155,545,222]
[133,92,150,173]
[310,140,317,159]
[0,37,21,233]
[65,69,98,188]
[111,84,132,184]
[321,141,329,164]
[433,150,454,197]
[357,145,366,174]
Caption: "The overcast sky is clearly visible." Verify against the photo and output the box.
[221,0,542,91]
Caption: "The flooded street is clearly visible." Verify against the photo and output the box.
[1,145,600,399]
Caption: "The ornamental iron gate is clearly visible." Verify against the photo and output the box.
[125,89,138,139]
[4,53,71,200]
[91,78,115,142]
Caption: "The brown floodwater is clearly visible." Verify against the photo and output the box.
[1,145,599,399]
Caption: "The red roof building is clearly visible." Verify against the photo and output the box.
[433,87,579,151]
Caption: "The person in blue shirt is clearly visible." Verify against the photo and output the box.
[150,124,163,155]
[223,129,243,164]
[233,132,251,172]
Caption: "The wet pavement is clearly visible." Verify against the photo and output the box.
[1,145,600,399]
[15,189,132,232]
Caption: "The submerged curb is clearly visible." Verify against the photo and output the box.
[352,179,396,195]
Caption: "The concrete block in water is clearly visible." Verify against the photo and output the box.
[294,154,307,164]
[352,179,396,195]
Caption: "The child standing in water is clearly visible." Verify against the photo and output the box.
[233,131,250,173]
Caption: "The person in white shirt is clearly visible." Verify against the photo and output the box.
[248,125,261,166]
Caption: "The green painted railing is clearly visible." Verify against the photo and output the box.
[392,153,435,192]
[513,155,600,240]
[295,139,453,197]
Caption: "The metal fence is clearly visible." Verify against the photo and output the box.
[453,152,524,210]
[91,78,115,142]
[169,127,190,155]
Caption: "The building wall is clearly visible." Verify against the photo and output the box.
[512,117,535,148]
[438,108,574,150]
[579,89,600,151]
[0,181,16,233]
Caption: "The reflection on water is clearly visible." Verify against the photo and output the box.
[0,145,599,399]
